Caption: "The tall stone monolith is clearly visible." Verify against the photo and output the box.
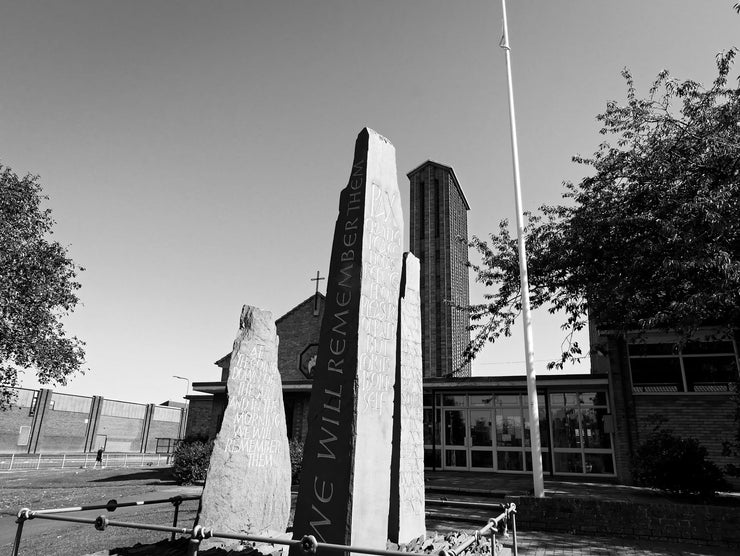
[388,252,426,543]
[290,128,403,554]
[198,305,291,548]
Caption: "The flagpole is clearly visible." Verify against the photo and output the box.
[499,0,545,498]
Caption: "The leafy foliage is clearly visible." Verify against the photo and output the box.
[466,51,740,368]
[171,438,213,485]
[289,437,304,485]
[0,165,85,408]
[633,422,728,497]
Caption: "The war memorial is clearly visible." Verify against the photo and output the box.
[193,128,431,552]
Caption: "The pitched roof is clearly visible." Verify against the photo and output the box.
[275,292,325,325]
[214,293,326,366]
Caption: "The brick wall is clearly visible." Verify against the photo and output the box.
[633,395,736,469]
[1,388,184,454]
[145,420,182,452]
[514,495,740,548]
[97,415,145,452]
[408,161,470,378]
[185,397,214,440]
[285,393,311,442]
[0,403,35,452]
[37,410,89,451]
[603,334,739,481]
[605,336,636,483]
[276,295,324,381]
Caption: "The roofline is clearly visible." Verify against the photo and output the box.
[406,160,470,210]
[422,373,609,389]
[276,292,325,325]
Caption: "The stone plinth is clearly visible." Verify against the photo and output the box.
[290,128,403,554]
[198,306,291,547]
[388,252,426,543]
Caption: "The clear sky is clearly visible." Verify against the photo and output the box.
[2,1,738,404]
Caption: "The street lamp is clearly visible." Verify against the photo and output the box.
[172,375,190,400]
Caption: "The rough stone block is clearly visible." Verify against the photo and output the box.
[388,252,426,543]
[198,306,291,548]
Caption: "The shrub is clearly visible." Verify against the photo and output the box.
[289,437,304,485]
[171,438,213,485]
[633,427,728,497]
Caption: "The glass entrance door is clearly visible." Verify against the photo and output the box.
[442,409,468,469]
[469,409,494,469]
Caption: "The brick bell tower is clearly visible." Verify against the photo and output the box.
[407,160,471,378]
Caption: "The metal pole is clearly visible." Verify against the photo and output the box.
[10,453,14,471]
[36,453,42,470]
[511,509,518,556]
[171,498,182,541]
[499,0,544,498]
[11,519,25,556]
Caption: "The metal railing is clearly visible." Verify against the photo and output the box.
[11,495,201,556]
[0,452,172,471]
[12,498,517,556]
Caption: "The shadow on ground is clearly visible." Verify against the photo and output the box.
[91,469,179,485]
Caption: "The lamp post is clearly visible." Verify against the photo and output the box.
[172,375,190,400]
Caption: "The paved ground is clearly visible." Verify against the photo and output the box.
[502,531,738,556]
[424,471,739,555]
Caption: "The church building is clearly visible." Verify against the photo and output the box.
[187,160,738,485]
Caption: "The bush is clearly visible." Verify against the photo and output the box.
[289,437,304,485]
[633,427,728,497]
[171,439,213,485]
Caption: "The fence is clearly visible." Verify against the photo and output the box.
[0,452,172,471]
[12,496,518,556]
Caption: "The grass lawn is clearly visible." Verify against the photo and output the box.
[1,467,201,555]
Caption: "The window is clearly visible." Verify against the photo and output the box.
[549,392,614,475]
[629,338,739,393]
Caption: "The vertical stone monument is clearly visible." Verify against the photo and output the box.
[198,305,291,547]
[388,252,426,543]
[291,128,403,554]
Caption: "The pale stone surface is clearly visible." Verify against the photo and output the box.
[291,128,403,554]
[198,306,291,547]
[388,252,426,543]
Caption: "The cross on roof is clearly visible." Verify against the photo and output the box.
[310,270,325,315]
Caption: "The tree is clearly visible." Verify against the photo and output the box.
[0,165,85,409]
[465,50,740,368]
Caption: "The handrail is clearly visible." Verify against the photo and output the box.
[13,499,518,556]
[439,503,516,556]
[11,494,200,556]
[29,494,201,515]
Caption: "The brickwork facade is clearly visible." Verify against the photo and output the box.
[276,295,325,381]
[0,387,185,453]
[0,389,36,452]
[184,396,215,440]
[596,332,740,484]
[515,495,740,548]
[408,161,471,378]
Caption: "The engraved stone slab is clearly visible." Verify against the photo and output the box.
[199,306,291,547]
[291,128,403,554]
[388,252,426,543]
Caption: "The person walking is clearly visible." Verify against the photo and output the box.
[93,446,105,469]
